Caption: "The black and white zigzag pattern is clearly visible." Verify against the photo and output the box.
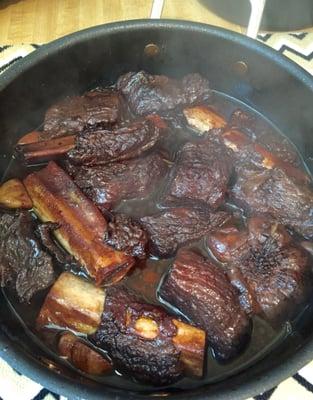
[0,44,40,74]
[257,32,313,74]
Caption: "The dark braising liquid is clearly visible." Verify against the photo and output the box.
[1,90,313,392]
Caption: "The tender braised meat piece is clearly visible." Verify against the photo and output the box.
[183,105,304,176]
[42,89,120,139]
[140,207,230,257]
[206,226,250,264]
[159,249,250,360]
[228,109,256,131]
[223,129,309,184]
[90,285,205,385]
[207,217,292,265]
[104,214,148,259]
[36,222,73,264]
[207,216,312,321]
[163,135,233,209]
[117,71,211,115]
[231,165,313,239]
[37,272,105,334]
[58,332,112,375]
[24,161,134,285]
[0,212,55,302]
[69,153,168,210]
[67,115,166,166]
[38,272,206,384]
[229,109,300,166]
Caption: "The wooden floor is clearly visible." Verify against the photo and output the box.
[0,0,244,44]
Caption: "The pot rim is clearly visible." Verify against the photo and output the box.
[1,18,313,400]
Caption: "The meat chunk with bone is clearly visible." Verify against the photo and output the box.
[16,115,167,167]
[37,272,206,385]
[183,104,309,184]
[207,216,312,322]
[42,89,121,140]
[0,212,55,302]
[117,71,211,115]
[159,248,250,360]
[69,152,168,211]
[140,207,230,257]
[67,114,167,166]
[228,109,301,166]
[162,135,232,209]
[24,161,134,285]
[231,166,313,239]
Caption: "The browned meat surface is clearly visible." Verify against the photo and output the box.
[183,105,303,172]
[163,135,232,209]
[67,115,167,166]
[36,222,73,264]
[58,332,112,375]
[231,166,313,239]
[0,212,55,302]
[90,285,206,385]
[207,216,312,321]
[159,249,250,360]
[140,207,230,257]
[69,152,168,210]
[228,109,300,166]
[104,214,148,259]
[42,89,120,139]
[24,161,134,286]
[38,272,206,383]
[117,71,211,115]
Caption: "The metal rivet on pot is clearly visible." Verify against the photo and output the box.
[144,43,160,57]
[232,61,248,76]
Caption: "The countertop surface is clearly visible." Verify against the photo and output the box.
[0,0,248,44]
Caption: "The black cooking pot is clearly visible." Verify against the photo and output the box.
[200,0,313,31]
[1,19,313,400]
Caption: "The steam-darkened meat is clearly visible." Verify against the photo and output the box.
[207,216,312,321]
[42,89,121,139]
[67,115,167,165]
[0,212,55,302]
[38,272,206,383]
[162,135,232,209]
[183,105,303,171]
[36,222,73,264]
[90,285,205,385]
[117,71,211,115]
[229,109,300,166]
[24,161,134,286]
[231,166,313,239]
[69,153,168,210]
[140,207,230,257]
[159,249,250,360]
[104,214,148,259]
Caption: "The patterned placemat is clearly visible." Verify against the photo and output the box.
[0,32,313,400]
